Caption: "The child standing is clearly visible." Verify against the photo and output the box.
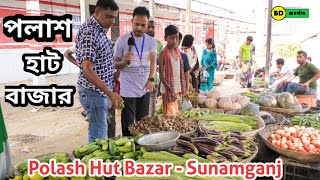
[159,25,187,116]
[200,38,218,92]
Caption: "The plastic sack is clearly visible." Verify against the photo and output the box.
[181,100,193,112]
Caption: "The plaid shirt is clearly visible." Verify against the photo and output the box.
[76,16,114,97]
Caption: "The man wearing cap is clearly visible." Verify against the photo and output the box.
[146,16,163,116]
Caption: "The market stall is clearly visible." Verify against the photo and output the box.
[8,88,320,180]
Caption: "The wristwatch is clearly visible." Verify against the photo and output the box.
[148,77,154,82]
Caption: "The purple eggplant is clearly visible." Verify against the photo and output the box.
[212,137,224,143]
[218,150,238,162]
[195,143,214,155]
[230,130,241,135]
[213,145,227,152]
[176,139,199,155]
[207,129,220,135]
[191,137,221,146]
[169,149,190,156]
[228,137,244,146]
[206,155,227,162]
[171,145,193,152]
[229,142,245,151]
[230,133,247,140]
[179,135,192,142]
[227,145,245,157]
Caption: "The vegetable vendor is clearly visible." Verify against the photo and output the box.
[277,51,320,95]
[269,58,292,90]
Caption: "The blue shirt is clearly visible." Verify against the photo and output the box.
[180,51,191,73]
[76,16,114,97]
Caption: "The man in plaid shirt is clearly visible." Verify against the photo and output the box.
[76,0,122,142]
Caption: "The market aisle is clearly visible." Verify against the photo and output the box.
[1,74,248,165]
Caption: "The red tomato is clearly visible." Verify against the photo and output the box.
[302,133,310,137]
[303,145,311,152]
[272,140,277,145]
[310,135,316,141]
[270,134,276,139]
[292,138,300,143]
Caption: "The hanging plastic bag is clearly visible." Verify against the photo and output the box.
[181,99,193,112]
[200,70,210,83]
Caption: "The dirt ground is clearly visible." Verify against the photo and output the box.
[0,73,246,166]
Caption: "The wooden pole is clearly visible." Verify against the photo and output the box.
[186,0,191,34]
[265,0,273,87]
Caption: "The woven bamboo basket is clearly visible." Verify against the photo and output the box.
[192,107,225,114]
[224,74,234,79]
[128,124,197,137]
[199,115,265,138]
[260,106,309,117]
[213,73,226,86]
[259,125,320,163]
[242,143,259,163]
[260,111,287,125]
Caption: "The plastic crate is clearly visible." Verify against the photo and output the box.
[296,95,317,108]
[281,156,320,180]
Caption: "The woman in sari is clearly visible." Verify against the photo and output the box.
[181,35,200,93]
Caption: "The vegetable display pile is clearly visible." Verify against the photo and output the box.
[189,87,198,108]
[289,114,320,130]
[168,127,257,162]
[198,91,250,111]
[243,92,260,103]
[15,152,71,180]
[268,125,320,153]
[129,116,198,134]
[182,111,258,132]
[258,92,302,109]
[74,134,145,164]
[259,112,277,125]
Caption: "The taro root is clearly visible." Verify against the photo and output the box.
[131,115,197,134]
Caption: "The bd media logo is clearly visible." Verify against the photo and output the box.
[271,6,309,21]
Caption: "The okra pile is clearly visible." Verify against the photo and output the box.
[289,114,320,130]
[169,127,257,162]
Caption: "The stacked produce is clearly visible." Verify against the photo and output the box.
[243,92,260,103]
[259,112,277,125]
[268,125,320,153]
[129,116,197,134]
[14,152,71,180]
[189,87,198,108]
[198,91,251,111]
[74,134,144,164]
[181,111,258,133]
[258,92,302,109]
[288,114,320,130]
[168,128,257,162]
[238,103,260,117]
